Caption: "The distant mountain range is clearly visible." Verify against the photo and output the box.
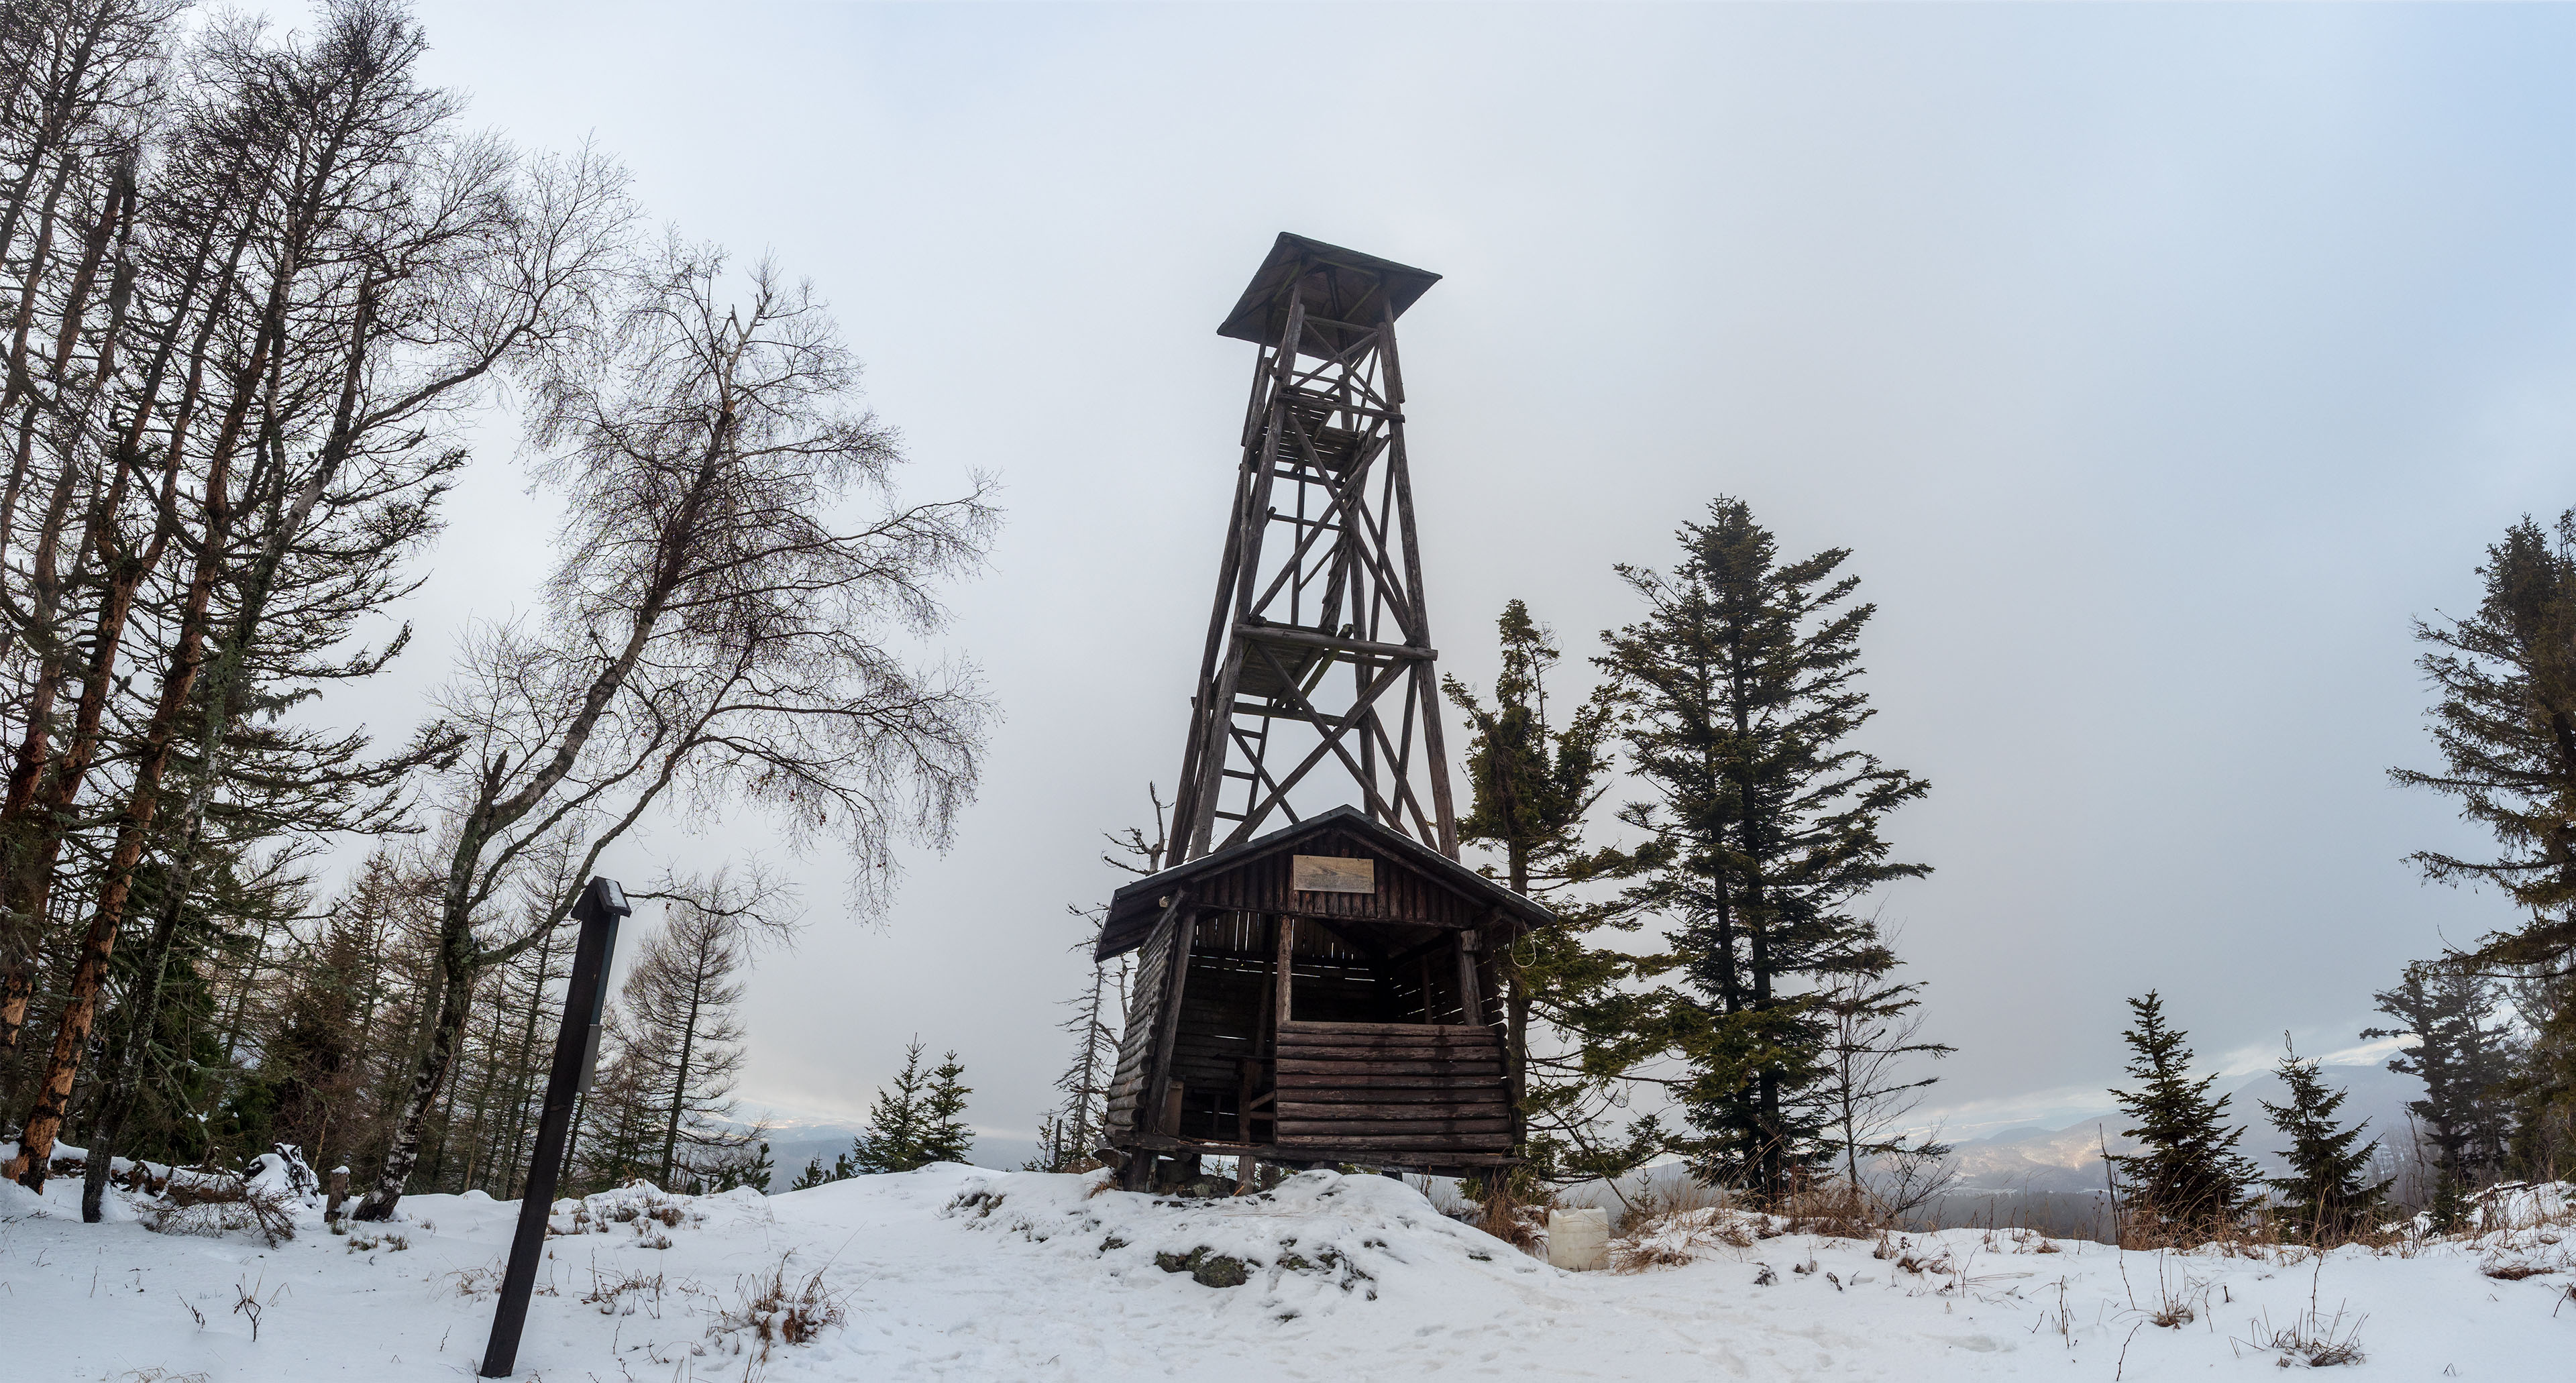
[728,1062,2422,1196]
[1946,1062,2421,1193]
[718,1111,1040,1186]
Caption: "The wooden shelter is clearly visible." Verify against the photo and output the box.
[1098,808,1552,1186]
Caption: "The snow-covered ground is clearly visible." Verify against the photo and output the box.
[1,1163,2567,1381]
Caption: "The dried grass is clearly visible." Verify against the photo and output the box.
[1474,1179,1554,1254]
[1607,1186,1760,1274]
[708,1255,850,1366]
[141,1178,295,1248]
[1778,1182,1876,1241]
[2239,1305,2367,1368]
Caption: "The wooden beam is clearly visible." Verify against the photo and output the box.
[1235,620,1433,663]
[1274,914,1295,1032]
[1455,928,1483,1027]
[1140,895,1196,1138]
[1246,640,1400,828]
[1377,294,1458,858]
[1222,654,1412,844]
[1299,914,1393,965]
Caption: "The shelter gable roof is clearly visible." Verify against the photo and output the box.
[1093,806,1550,961]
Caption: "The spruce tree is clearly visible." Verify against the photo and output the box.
[790,1155,833,1191]
[2390,512,2576,1172]
[2107,992,2259,1229]
[1444,601,1619,1181]
[2362,961,2517,1189]
[849,1039,932,1174]
[849,1040,971,1174]
[1444,600,1617,899]
[917,1051,975,1166]
[2505,974,2576,1174]
[705,1142,773,1194]
[2259,1039,2384,1241]
[1593,498,1930,1197]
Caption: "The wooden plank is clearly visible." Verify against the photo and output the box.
[1275,1118,1513,1138]
[1276,1034,1499,1052]
[1236,621,1436,663]
[1277,1024,1499,1042]
[1279,1019,1482,1036]
[1279,1089,1506,1108]
[1274,1071,1506,1091]
[1277,1051,1494,1066]
[1274,1085,1505,1105]
[1275,1103,1507,1123]
[1275,1058,1501,1077]
[1276,1133,1515,1151]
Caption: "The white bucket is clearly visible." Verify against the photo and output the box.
[1546,1207,1609,1271]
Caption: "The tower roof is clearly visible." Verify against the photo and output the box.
[1217,233,1440,355]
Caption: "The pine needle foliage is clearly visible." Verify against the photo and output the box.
[849,1039,973,1174]
[2391,512,2576,1170]
[1588,498,1930,1198]
[1443,602,1628,1183]
[788,1150,857,1191]
[2258,1039,2385,1241]
[2392,513,2576,959]
[2361,961,2517,1187]
[2107,992,2259,1228]
[1444,600,1617,899]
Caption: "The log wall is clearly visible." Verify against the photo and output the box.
[1273,1020,1511,1158]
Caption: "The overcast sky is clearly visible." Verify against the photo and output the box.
[311,2,2576,1147]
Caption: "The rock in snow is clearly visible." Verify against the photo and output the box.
[0,1162,2567,1379]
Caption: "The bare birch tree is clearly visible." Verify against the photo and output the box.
[356,243,994,1217]
[1809,957,1953,1214]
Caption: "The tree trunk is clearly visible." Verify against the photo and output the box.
[78,869,192,1221]
[0,313,258,1186]
[660,973,705,1187]
[353,937,474,1219]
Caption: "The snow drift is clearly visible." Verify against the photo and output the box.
[0,1161,2569,1380]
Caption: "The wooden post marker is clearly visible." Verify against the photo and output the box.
[480,876,629,1378]
[326,1166,348,1223]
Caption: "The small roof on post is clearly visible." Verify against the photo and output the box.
[1095,806,1550,962]
[1217,233,1441,358]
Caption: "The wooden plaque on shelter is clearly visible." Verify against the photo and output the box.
[1291,854,1375,893]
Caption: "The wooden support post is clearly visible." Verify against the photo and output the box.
[1143,902,1196,1137]
[1236,1059,1256,1146]
[1456,928,1483,1026]
[1274,915,1296,1028]
[1377,294,1458,858]
[326,1166,349,1223]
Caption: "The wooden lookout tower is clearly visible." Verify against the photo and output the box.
[1100,235,1551,1188]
